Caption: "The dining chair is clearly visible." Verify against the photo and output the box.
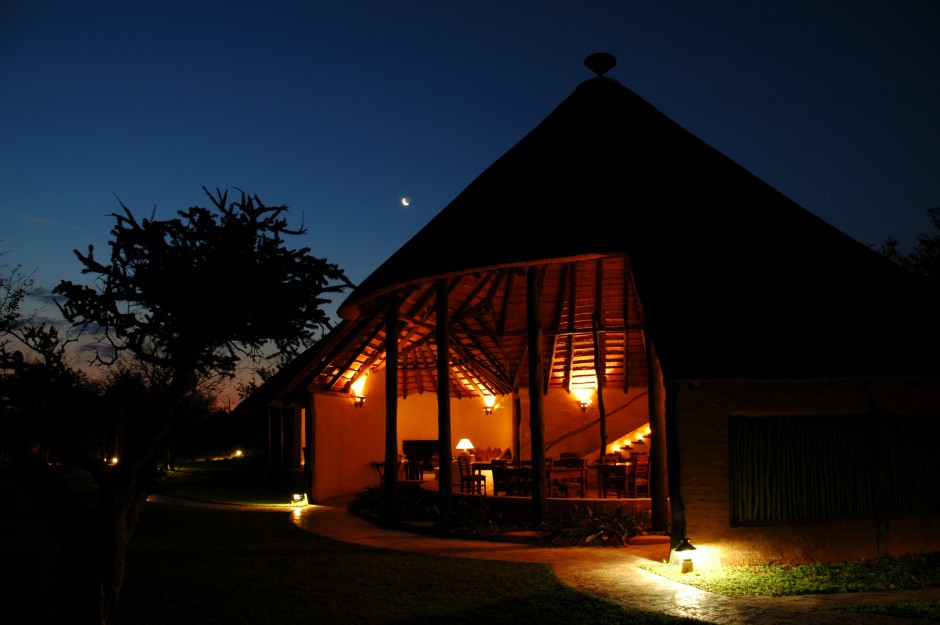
[370,458,407,483]
[552,457,586,497]
[370,461,385,482]
[631,454,650,498]
[491,458,524,496]
[600,463,628,498]
[596,453,627,497]
[457,454,487,495]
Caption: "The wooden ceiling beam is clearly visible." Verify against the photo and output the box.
[324,321,384,390]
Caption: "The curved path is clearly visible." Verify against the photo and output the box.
[291,496,940,625]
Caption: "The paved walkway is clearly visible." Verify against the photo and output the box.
[291,496,940,625]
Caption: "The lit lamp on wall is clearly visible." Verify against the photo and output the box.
[350,375,367,408]
[675,537,697,573]
[482,394,496,415]
[572,387,593,412]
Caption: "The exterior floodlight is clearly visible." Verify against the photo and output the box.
[675,537,697,573]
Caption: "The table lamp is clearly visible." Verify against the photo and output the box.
[456,438,474,460]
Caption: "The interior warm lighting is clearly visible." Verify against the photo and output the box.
[291,493,305,505]
[109,456,119,465]
[456,438,474,454]
[233,449,244,458]
[571,387,594,411]
[482,394,496,415]
[675,537,697,573]
[350,375,367,408]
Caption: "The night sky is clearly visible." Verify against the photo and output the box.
[2,1,938,385]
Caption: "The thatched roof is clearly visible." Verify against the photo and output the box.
[241,54,940,410]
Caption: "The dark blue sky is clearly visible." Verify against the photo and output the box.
[3,1,939,327]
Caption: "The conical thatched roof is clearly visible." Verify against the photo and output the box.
[244,54,940,410]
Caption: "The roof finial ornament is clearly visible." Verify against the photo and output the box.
[584,52,616,77]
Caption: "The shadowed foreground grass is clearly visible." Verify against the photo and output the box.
[0,466,708,625]
[7,461,940,623]
[115,503,708,625]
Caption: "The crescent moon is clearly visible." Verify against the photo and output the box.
[401,197,410,207]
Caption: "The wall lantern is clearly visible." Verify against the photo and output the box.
[571,387,594,412]
[482,394,496,415]
[675,537,697,573]
[350,375,367,408]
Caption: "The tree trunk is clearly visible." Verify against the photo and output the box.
[12,420,167,624]
[18,461,149,624]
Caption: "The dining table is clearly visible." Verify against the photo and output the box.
[547,462,587,498]
[592,462,632,498]
[504,465,534,495]
[371,459,410,482]
[471,461,492,475]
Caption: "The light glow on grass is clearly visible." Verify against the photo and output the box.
[642,552,940,597]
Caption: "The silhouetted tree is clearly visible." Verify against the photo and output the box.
[6,188,352,625]
[882,206,940,287]
[0,256,35,348]
[2,259,97,464]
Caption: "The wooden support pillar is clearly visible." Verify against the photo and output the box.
[593,317,608,454]
[662,380,682,538]
[303,389,315,503]
[646,336,672,533]
[863,380,888,557]
[526,267,547,524]
[435,279,453,514]
[384,294,399,503]
[265,407,274,486]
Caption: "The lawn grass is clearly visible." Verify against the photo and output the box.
[1,463,709,625]
[641,553,940,597]
[6,460,940,624]
[150,466,940,624]
[641,553,940,621]
[116,503,707,625]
